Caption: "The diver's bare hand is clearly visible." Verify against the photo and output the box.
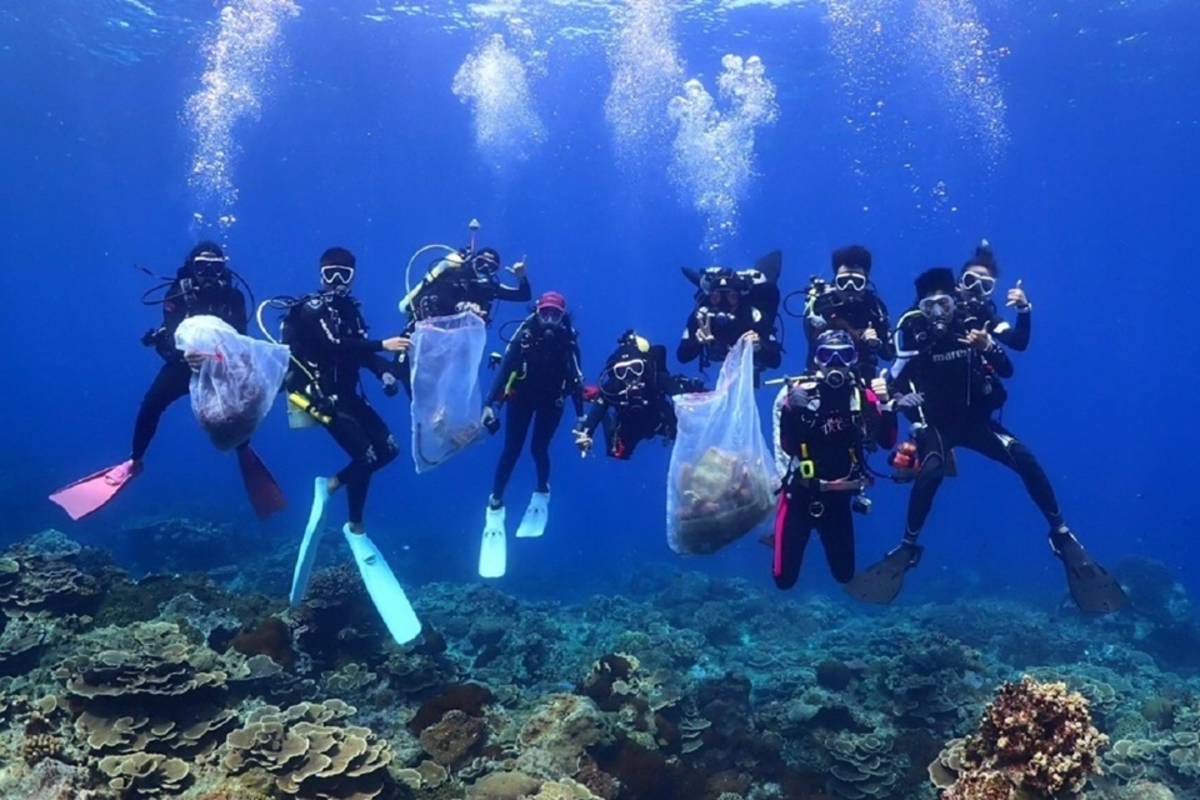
[695,312,715,345]
[862,324,880,349]
[184,352,207,371]
[960,329,992,351]
[382,337,411,353]
[510,259,527,278]
[870,369,890,403]
[744,331,761,351]
[1007,279,1029,311]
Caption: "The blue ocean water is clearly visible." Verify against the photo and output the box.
[2,0,1197,615]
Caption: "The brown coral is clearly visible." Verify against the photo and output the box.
[0,546,99,613]
[419,708,487,765]
[98,753,191,797]
[58,621,241,760]
[221,700,393,799]
[933,676,1108,799]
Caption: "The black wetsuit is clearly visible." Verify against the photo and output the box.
[487,317,584,502]
[132,268,247,461]
[579,345,700,460]
[775,376,896,588]
[960,296,1031,352]
[400,264,532,393]
[678,291,782,375]
[283,292,399,525]
[892,311,1062,538]
[804,284,894,382]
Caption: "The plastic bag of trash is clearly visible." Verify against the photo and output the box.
[668,335,776,554]
[175,315,290,451]
[410,310,488,472]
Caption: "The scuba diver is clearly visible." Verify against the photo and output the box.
[477,292,584,578]
[768,329,905,588]
[574,331,704,460]
[957,240,1031,351]
[396,223,532,394]
[801,245,894,382]
[404,246,531,323]
[846,267,1127,614]
[49,242,284,521]
[274,247,421,645]
[678,251,783,377]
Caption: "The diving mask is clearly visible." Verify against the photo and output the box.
[815,341,859,369]
[835,272,868,293]
[918,294,956,320]
[960,272,996,296]
[321,264,355,292]
[537,306,565,327]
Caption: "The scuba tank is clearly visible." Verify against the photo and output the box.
[256,296,333,430]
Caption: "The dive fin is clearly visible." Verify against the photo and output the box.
[479,505,507,578]
[344,525,422,645]
[754,250,783,284]
[515,492,549,539]
[681,266,702,287]
[238,446,286,519]
[1052,529,1128,614]
[49,460,141,521]
[289,477,330,607]
[845,542,923,605]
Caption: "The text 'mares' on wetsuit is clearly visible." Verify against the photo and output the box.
[846,266,1127,614]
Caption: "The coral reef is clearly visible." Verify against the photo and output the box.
[932,677,1108,798]
[0,528,1195,800]
[222,700,393,799]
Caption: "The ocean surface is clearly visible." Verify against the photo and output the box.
[1,2,1198,799]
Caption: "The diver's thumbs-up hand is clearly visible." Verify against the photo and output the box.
[870,368,890,403]
[1007,279,1029,310]
[862,323,880,349]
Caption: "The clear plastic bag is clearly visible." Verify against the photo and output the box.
[409,310,488,473]
[668,335,777,555]
[175,315,290,451]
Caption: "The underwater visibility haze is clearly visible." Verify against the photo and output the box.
[1,1,1199,798]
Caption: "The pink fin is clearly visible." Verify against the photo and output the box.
[773,492,789,578]
[49,460,139,521]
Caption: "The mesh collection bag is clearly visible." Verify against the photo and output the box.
[174,315,290,451]
[409,310,488,473]
[668,335,777,555]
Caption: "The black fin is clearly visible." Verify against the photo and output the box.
[844,543,922,605]
[755,250,783,284]
[1053,533,1128,614]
